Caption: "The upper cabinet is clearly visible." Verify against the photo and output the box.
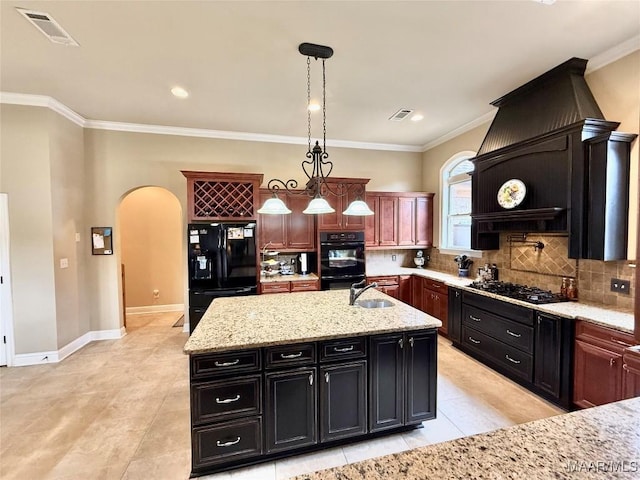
[258,190,315,251]
[317,178,370,232]
[366,192,434,249]
[182,171,264,222]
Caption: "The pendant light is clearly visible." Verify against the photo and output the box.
[258,43,373,216]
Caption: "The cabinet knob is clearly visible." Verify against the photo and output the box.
[325,372,330,383]
[456,291,460,297]
[398,338,404,349]
[609,358,616,367]
[623,364,629,372]
[309,373,314,386]
[409,337,414,348]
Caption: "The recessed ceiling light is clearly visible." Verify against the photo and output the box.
[411,114,424,122]
[308,102,321,112]
[171,86,189,98]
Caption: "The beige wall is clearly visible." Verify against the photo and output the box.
[0,105,59,353]
[119,187,183,307]
[50,111,89,349]
[422,51,640,259]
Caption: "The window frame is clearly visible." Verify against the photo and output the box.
[439,151,481,257]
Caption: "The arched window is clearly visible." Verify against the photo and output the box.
[440,152,475,252]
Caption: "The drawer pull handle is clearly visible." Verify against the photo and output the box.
[469,315,481,322]
[505,355,521,365]
[468,336,480,344]
[216,437,241,447]
[611,337,633,348]
[506,329,521,338]
[216,394,241,404]
[325,372,329,383]
[409,337,414,348]
[280,352,303,359]
[309,373,314,386]
[399,338,404,349]
[333,345,354,353]
[623,364,629,372]
[610,358,616,367]
[214,359,240,367]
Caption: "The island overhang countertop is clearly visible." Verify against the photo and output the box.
[183,289,441,355]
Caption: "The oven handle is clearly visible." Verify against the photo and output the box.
[321,274,366,280]
[320,242,364,248]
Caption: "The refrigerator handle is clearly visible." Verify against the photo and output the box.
[221,227,229,281]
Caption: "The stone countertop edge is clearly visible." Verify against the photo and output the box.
[183,288,441,355]
[291,396,640,480]
[366,266,635,334]
[260,272,319,283]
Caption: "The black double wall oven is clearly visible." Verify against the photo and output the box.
[188,222,258,333]
[319,231,365,290]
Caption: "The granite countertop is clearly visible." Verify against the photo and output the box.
[294,397,640,480]
[183,289,441,355]
[366,265,635,335]
[260,272,319,283]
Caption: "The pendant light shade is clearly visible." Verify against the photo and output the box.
[257,195,291,215]
[303,196,335,215]
[342,199,374,216]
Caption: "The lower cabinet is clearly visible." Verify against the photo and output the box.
[369,331,437,432]
[190,330,437,476]
[320,361,367,442]
[265,367,317,453]
[367,276,400,299]
[623,347,640,399]
[447,287,462,344]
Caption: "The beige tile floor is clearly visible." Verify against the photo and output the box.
[0,311,564,480]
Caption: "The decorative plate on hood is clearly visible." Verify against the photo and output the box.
[497,179,526,209]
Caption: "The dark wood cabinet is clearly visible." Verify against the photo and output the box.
[258,190,315,252]
[320,361,367,442]
[573,321,635,408]
[369,331,436,432]
[365,192,434,249]
[265,367,317,453]
[182,171,263,222]
[447,287,462,344]
[623,347,640,399]
[317,178,370,232]
[533,313,574,409]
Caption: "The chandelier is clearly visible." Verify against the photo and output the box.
[257,43,374,216]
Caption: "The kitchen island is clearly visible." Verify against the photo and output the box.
[183,289,441,477]
[294,396,640,480]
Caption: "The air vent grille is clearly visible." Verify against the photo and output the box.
[389,109,414,122]
[17,8,79,46]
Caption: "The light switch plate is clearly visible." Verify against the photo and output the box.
[75,232,81,242]
[60,258,69,269]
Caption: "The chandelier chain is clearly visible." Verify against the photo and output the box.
[322,59,326,153]
[307,56,311,152]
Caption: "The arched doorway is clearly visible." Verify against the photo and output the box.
[118,186,184,330]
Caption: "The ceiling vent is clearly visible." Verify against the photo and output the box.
[16,8,79,46]
[389,108,413,122]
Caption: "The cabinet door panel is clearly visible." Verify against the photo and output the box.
[397,197,416,246]
[258,191,287,250]
[317,187,342,231]
[343,188,366,230]
[192,417,263,469]
[398,276,412,305]
[534,314,561,398]
[287,194,315,250]
[447,288,462,344]
[320,361,367,442]
[378,196,398,246]
[369,334,404,432]
[405,332,437,423]
[573,340,622,408]
[265,368,317,453]
[365,195,379,247]
[415,195,433,247]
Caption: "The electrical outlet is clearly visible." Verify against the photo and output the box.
[60,258,69,269]
[610,278,630,294]
[153,289,160,299]
[391,254,397,262]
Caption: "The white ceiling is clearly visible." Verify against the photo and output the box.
[1,1,639,151]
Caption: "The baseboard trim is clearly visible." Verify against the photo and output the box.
[183,323,190,334]
[11,327,127,367]
[126,304,184,315]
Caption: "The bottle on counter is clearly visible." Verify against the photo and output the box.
[560,277,568,298]
[566,278,578,300]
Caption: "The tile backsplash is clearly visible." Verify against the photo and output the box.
[426,233,635,312]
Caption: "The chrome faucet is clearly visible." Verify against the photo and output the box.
[349,279,378,305]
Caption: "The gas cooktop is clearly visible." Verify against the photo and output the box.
[468,280,569,305]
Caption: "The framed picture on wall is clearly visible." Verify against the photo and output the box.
[91,227,113,255]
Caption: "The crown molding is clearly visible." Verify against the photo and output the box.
[586,34,640,74]
[0,92,86,127]
[421,110,495,152]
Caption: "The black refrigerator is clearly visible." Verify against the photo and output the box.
[188,222,258,333]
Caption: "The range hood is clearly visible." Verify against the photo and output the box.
[470,58,637,260]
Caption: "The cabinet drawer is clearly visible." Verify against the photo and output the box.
[320,337,367,362]
[368,276,399,287]
[191,350,261,379]
[424,279,446,292]
[192,417,263,468]
[265,343,316,369]
[290,279,319,292]
[261,282,291,294]
[462,291,533,326]
[575,320,635,353]
[462,305,533,353]
[462,326,533,382]
[192,375,262,425]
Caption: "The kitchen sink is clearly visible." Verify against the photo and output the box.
[356,298,394,308]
